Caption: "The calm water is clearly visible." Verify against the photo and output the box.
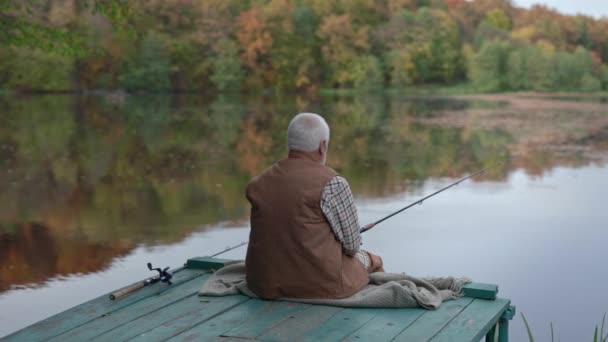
[0,93,607,340]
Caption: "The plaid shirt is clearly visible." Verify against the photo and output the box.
[320,175,370,268]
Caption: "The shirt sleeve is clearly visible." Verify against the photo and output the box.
[320,175,361,256]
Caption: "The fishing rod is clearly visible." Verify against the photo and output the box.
[109,262,183,300]
[208,241,249,258]
[210,161,502,257]
[360,161,501,233]
[109,242,250,300]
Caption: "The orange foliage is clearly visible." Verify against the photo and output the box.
[236,7,273,70]
[387,0,416,13]
[236,117,273,177]
[317,14,369,63]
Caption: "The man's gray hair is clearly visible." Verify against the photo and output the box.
[287,113,330,152]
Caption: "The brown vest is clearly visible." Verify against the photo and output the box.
[245,154,369,299]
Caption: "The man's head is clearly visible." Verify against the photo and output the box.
[287,113,330,164]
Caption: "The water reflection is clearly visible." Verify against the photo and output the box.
[1,93,607,295]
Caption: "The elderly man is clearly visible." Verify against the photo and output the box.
[245,112,384,300]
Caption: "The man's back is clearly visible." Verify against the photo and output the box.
[245,153,368,299]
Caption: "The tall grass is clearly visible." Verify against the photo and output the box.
[594,313,607,342]
[521,313,535,342]
[520,312,607,342]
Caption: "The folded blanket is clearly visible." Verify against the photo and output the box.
[199,261,471,309]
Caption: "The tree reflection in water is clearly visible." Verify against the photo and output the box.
[1,93,607,292]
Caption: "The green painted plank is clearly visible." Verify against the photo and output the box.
[346,308,427,341]
[223,300,311,339]
[431,298,511,342]
[166,299,268,341]
[186,257,233,270]
[257,305,344,341]
[2,268,207,342]
[94,294,250,341]
[463,283,498,300]
[299,308,380,342]
[392,297,475,342]
[48,273,210,342]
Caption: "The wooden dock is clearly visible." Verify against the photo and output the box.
[3,257,515,341]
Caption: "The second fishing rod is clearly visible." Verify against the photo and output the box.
[213,161,502,257]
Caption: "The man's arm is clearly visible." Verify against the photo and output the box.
[320,175,361,256]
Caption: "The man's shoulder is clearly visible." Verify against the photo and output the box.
[246,160,282,187]
[323,174,351,193]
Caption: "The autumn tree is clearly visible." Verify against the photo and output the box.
[210,39,244,92]
[121,31,171,92]
[236,6,273,90]
[469,39,512,91]
[317,14,374,87]
[2,0,608,93]
[484,8,511,31]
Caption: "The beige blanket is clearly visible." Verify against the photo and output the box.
[199,261,470,309]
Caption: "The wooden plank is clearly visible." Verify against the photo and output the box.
[298,308,380,342]
[462,283,498,300]
[431,298,511,342]
[345,308,427,341]
[392,297,475,342]
[94,294,250,341]
[186,257,233,270]
[223,300,311,339]
[257,305,344,341]
[48,273,211,341]
[1,268,207,342]
[166,299,268,341]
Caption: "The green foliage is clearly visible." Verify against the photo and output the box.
[385,49,415,87]
[121,32,171,92]
[0,47,74,91]
[470,39,603,92]
[0,0,131,56]
[507,45,553,91]
[581,73,602,92]
[269,5,319,91]
[484,8,512,31]
[210,39,244,92]
[169,40,210,91]
[601,65,608,90]
[469,40,512,92]
[1,0,608,93]
[552,47,600,91]
[412,8,464,83]
[351,55,384,90]
[0,223,18,237]
[375,7,464,85]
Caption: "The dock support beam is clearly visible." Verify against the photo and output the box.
[485,305,516,342]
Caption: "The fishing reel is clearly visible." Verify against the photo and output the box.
[147,262,173,285]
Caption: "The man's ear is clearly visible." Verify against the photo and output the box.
[318,140,327,155]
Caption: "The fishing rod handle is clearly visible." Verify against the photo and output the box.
[109,281,145,300]
[360,223,375,233]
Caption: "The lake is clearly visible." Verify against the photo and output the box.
[1,92,607,341]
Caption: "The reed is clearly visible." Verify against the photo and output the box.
[520,312,608,342]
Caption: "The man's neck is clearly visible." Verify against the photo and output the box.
[288,150,323,164]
